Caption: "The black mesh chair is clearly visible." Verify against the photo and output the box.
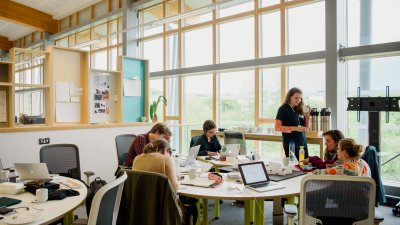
[73,172,127,225]
[40,144,94,185]
[115,134,136,167]
[189,135,200,148]
[223,130,247,155]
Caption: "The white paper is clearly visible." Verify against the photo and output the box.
[0,91,6,122]
[70,82,83,96]
[70,96,81,102]
[56,82,70,102]
[56,102,80,122]
[123,79,141,96]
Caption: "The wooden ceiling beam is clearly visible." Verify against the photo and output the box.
[0,35,13,51]
[0,0,58,34]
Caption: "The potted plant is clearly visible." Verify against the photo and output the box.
[149,95,167,123]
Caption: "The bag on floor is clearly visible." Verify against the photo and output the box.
[86,177,107,216]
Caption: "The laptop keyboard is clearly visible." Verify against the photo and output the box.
[249,182,276,188]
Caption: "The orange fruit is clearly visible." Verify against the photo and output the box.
[327,168,337,175]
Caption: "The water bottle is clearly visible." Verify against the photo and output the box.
[299,146,305,164]
[8,167,17,183]
[289,141,296,163]
[173,155,180,178]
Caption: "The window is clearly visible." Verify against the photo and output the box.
[260,11,281,58]
[347,56,400,182]
[347,0,400,47]
[218,0,254,18]
[143,38,163,72]
[167,34,178,70]
[287,2,325,54]
[261,67,281,118]
[219,17,254,63]
[183,0,212,27]
[166,77,179,116]
[219,70,255,128]
[149,78,164,120]
[183,27,212,67]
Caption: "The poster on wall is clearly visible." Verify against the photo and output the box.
[0,91,7,122]
[90,75,111,123]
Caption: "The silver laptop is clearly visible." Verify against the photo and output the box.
[219,144,240,158]
[14,163,51,180]
[238,161,284,192]
[180,145,201,167]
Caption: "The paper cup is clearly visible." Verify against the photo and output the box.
[36,188,48,203]
[188,168,197,179]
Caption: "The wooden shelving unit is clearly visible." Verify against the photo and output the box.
[0,61,13,128]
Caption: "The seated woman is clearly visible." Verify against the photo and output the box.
[302,130,345,169]
[132,138,179,192]
[337,138,371,177]
[195,120,222,156]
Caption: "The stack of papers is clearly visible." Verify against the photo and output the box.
[181,179,216,188]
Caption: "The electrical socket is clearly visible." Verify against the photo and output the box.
[39,138,50,145]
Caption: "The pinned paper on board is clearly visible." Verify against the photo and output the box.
[0,91,7,122]
[56,82,70,102]
[123,79,141,97]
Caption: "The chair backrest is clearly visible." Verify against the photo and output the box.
[223,130,247,155]
[300,175,376,225]
[117,170,182,225]
[115,134,136,166]
[87,172,127,225]
[189,135,200,148]
[40,144,81,180]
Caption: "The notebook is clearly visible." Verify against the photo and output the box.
[0,197,21,208]
[238,161,285,192]
[14,163,51,181]
[219,144,240,158]
[180,145,201,167]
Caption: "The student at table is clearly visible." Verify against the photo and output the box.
[275,87,311,160]
[132,138,179,192]
[125,122,172,167]
[302,130,345,169]
[337,138,371,177]
[195,120,222,156]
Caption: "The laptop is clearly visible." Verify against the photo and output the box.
[219,144,240,158]
[180,145,201,167]
[238,161,285,192]
[14,163,51,181]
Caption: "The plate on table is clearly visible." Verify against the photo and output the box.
[4,213,43,224]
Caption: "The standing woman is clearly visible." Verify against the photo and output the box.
[275,87,311,160]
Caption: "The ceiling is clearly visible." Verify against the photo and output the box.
[0,0,102,41]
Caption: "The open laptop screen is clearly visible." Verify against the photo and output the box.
[238,161,269,185]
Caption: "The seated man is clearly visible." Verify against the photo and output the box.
[125,122,172,167]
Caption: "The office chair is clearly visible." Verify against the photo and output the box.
[285,175,383,225]
[72,172,127,225]
[223,130,247,155]
[115,134,136,167]
[190,135,200,148]
[40,144,94,185]
[116,170,182,225]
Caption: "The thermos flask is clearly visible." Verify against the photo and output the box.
[320,107,331,133]
[310,108,319,131]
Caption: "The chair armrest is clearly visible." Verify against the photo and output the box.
[374,207,384,224]
[284,204,298,216]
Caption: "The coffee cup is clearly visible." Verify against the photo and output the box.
[0,170,9,182]
[282,157,289,166]
[36,188,48,203]
[188,168,197,179]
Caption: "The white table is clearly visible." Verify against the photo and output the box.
[0,177,87,225]
[178,173,304,225]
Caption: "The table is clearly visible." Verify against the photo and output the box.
[178,173,304,225]
[0,177,87,225]
[191,130,325,158]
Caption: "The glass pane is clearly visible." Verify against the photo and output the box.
[287,1,325,54]
[287,63,326,109]
[219,70,255,128]
[56,37,68,47]
[32,67,41,84]
[109,20,118,46]
[261,0,280,8]
[92,24,108,50]
[166,77,179,116]
[260,11,281,57]
[142,4,163,36]
[346,56,400,182]
[109,48,118,71]
[143,38,163,72]
[150,78,164,119]
[166,0,179,17]
[167,34,179,70]
[347,0,400,47]
[261,67,281,118]
[183,0,212,26]
[93,50,108,70]
[218,0,254,18]
[76,30,91,44]
[68,35,76,46]
[219,17,254,63]
[183,26,212,67]
[184,74,213,124]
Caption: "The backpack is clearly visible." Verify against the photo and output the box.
[86,177,107,216]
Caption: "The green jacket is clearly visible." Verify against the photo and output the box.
[117,170,182,225]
